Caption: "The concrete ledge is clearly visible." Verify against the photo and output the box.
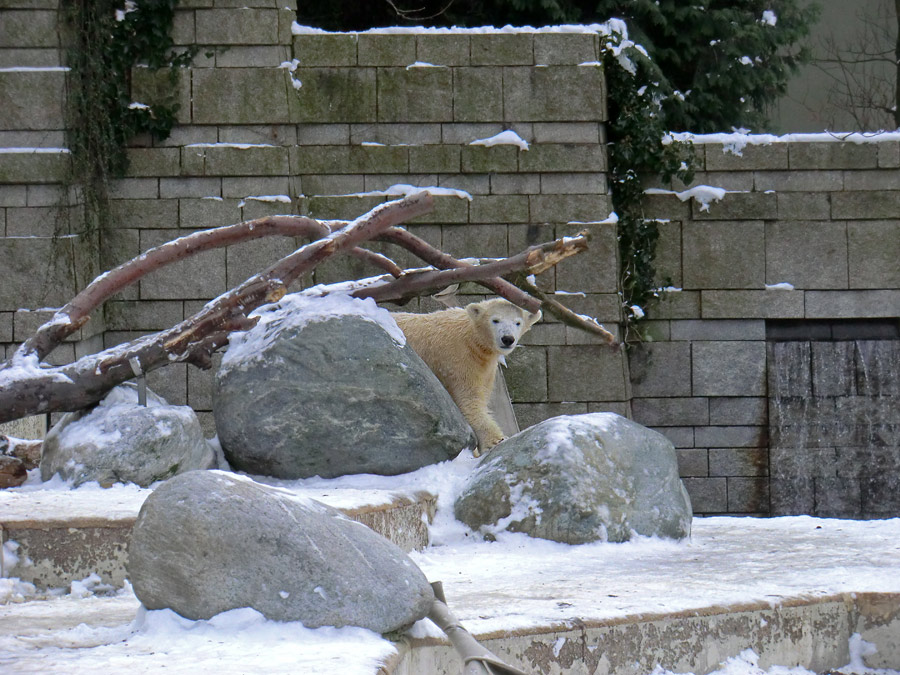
[389,593,900,674]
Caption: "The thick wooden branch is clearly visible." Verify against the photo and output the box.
[0,193,433,423]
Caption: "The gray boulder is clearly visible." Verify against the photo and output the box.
[40,383,215,487]
[127,470,434,632]
[214,293,474,479]
[454,413,692,544]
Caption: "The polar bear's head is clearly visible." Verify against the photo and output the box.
[466,298,542,355]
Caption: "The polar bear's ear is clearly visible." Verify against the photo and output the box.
[526,309,542,327]
[466,303,483,320]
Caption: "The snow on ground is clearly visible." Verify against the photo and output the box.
[2,453,900,673]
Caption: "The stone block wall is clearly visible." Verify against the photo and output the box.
[633,139,900,514]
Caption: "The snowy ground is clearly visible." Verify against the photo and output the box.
[1,453,900,674]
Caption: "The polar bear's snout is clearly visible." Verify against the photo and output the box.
[500,335,516,348]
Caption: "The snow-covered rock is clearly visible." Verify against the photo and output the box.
[453,413,692,544]
[213,294,473,479]
[127,470,434,633]
[40,383,215,487]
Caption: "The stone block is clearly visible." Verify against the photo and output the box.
[351,123,441,146]
[218,125,297,147]
[130,67,190,125]
[377,67,453,123]
[843,169,900,191]
[451,68,504,122]
[560,294,621,326]
[682,221,764,289]
[831,191,900,219]
[192,68,294,124]
[678,171,753,192]
[0,68,66,130]
[0,48,63,68]
[300,195,384,221]
[0,150,68,183]
[0,10,58,48]
[146,362,187,406]
[125,148,180,177]
[709,448,768,477]
[158,177,219,199]
[788,142,878,170]
[470,33,533,65]
[358,34,416,66]
[107,178,159,200]
[703,143,788,171]
[805,290,900,318]
[776,192,831,220]
[650,426,694,448]
[641,193,690,220]
[105,301,183,331]
[296,123,350,145]
[692,192,776,220]
[652,291,701,319]
[437,174,490,198]
[5,205,77,237]
[670,319,765,341]
[547,345,628,401]
[512,402,589,430]
[503,66,606,122]
[520,322,565,346]
[765,221,848,289]
[628,342,692,398]
[156,125,217,147]
[727,477,769,513]
[491,173,541,195]
[442,223,507,259]
[0,186,26,207]
[408,146,461,174]
[701,290,805,319]
[215,46,290,68]
[192,145,290,176]
[0,236,79,310]
[555,222,618,293]
[138,229,226,300]
[293,144,408,175]
[460,145,519,173]
[878,141,900,168]
[195,8,279,44]
[188,360,219,411]
[504,346,548,402]
[519,144,607,173]
[709,397,767,426]
[240,196,295,220]
[533,33,597,65]
[299,174,364,197]
[441,122,503,145]
[0,311,11,341]
[529,194,612,223]
[293,34,358,66]
[682,477,727,513]
[848,221,900,288]
[225,234,298,289]
[416,34,470,66]
[692,341,766,397]
[171,8,195,45]
[676,449,709,477]
[468,195,529,223]
[533,122,602,144]
[222,176,292,199]
[632,397,709,427]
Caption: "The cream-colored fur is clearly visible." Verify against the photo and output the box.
[392,298,541,455]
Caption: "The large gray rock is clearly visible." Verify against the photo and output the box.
[214,294,474,479]
[127,470,434,632]
[454,413,692,544]
[40,383,215,487]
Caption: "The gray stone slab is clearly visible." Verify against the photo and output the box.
[0,150,68,183]
[843,169,900,191]
[0,236,80,310]
[848,221,900,288]
[377,67,453,123]
[416,34,470,66]
[709,397,768,426]
[138,229,226,300]
[632,397,709,427]
[503,66,606,122]
[547,345,628,401]
[776,192,832,220]
[683,221,764,289]
[710,448,768,477]
[358,34,416,66]
[726,476,770,513]
[765,221,848,290]
[195,8,280,44]
[470,33,533,65]
[629,342,692,398]
[452,67,504,122]
[692,341,767,397]
[681,477,727,512]
[519,144,607,173]
[529,194,612,223]
[293,34,358,66]
[676,448,709,477]
[701,290,805,319]
[670,320,765,341]
[704,143,788,171]
[533,33,597,65]
[192,68,294,124]
[0,69,65,131]
[788,142,878,170]
[692,192,776,220]
[503,345,548,402]
[832,191,900,219]
[805,290,900,318]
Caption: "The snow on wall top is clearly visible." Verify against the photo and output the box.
[291,20,629,37]
[666,130,900,156]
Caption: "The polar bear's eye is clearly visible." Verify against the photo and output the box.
[492,319,500,324]
[515,321,521,326]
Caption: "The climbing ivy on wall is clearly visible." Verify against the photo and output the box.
[600,30,696,342]
[63,0,196,232]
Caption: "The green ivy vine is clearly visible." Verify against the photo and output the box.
[600,30,696,343]
[63,0,196,232]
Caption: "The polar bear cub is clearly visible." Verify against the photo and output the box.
[392,298,542,455]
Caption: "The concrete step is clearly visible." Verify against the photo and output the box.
[0,484,436,589]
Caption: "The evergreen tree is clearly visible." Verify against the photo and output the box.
[297,0,819,132]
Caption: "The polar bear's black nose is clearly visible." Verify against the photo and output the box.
[501,335,515,348]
